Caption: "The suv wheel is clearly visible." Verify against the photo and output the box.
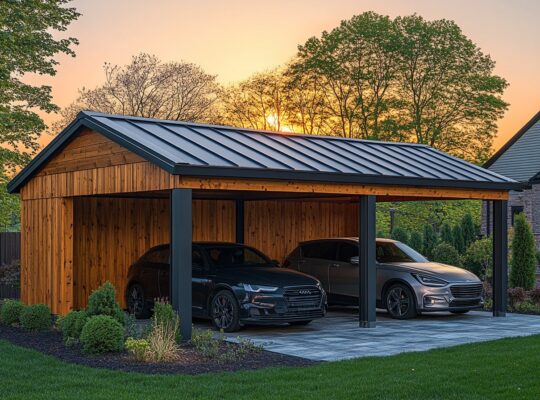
[211,290,241,332]
[385,283,417,320]
[127,283,151,319]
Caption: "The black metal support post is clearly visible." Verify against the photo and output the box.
[492,200,508,317]
[359,195,377,328]
[235,199,244,244]
[170,188,193,340]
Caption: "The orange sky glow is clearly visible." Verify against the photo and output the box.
[28,0,540,152]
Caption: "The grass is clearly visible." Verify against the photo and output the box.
[1,335,539,400]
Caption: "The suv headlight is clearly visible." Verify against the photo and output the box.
[242,283,279,293]
[412,274,448,287]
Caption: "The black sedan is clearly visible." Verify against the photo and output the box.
[125,242,327,331]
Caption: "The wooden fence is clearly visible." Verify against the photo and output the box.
[0,232,20,266]
[0,284,19,300]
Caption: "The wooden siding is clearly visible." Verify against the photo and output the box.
[20,198,73,315]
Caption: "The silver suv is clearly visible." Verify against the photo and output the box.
[284,238,484,319]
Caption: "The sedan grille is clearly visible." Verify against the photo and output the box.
[450,284,483,299]
[284,286,322,311]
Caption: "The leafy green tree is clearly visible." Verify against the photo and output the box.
[463,237,492,280]
[510,214,537,290]
[461,213,476,249]
[0,0,79,228]
[391,227,409,244]
[393,15,508,162]
[409,231,423,253]
[422,224,437,259]
[440,223,453,245]
[452,225,465,254]
[432,242,462,266]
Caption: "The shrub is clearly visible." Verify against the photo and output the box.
[452,225,465,254]
[529,288,540,305]
[463,237,492,280]
[80,315,124,354]
[510,213,537,290]
[86,281,125,325]
[144,301,179,362]
[508,287,526,307]
[20,304,51,331]
[514,300,540,314]
[0,299,24,325]
[461,213,476,249]
[440,223,453,245]
[391,227,409,245]
[432,242,462,266]
[409,231,423,253]
[125,337,150,361]
[191,328,220,359]
[61,310,88,341]
[422,224,437,259]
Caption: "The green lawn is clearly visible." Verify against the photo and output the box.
[0,335,538,400]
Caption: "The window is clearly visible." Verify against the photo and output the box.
[511,206,524,226]
[144,246,169,264]
[338,243,358,262]
[192,248,204,271]
[203,245,270,268]
[301,242,338,260]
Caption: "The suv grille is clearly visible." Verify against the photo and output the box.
[284,285,322,311]
[450,284,483,299]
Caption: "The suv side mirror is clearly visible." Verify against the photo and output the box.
[349,256,359,265]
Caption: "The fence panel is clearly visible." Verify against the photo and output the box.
[0,232,20,265]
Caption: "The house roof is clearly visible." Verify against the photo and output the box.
[7,111,521,193]
[484,110,540,169]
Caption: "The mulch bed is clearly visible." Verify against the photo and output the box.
[0,324,316,375]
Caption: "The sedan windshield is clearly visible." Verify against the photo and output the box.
[376,241,427,263]
[203,245,272,268]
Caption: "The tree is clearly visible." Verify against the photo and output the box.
[394,15,508,162]
[54,53,219,132]
[291,12,401,140]
[461,213,476,249]
[440,223,453,245]
[510,213,537,290]
[391,227,409,244]
[463,237,492,280]
[409,231,423,253]
[432,242,462,266]
[452,225,465,254]
[0,0,79,229]
[422,224,437,259]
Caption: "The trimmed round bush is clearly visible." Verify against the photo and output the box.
[0,299,24,325]
[432,242,462,267]
[87,281,125,325]
[80,315,124,354]
[61,310,88,340]
[20,304,52,331]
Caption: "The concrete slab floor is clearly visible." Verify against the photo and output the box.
[194,308,540,362]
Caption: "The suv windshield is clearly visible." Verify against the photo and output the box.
[202,245,272,268]
[376,241,427,263]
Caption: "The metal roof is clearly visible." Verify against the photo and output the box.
[8,111,521,193]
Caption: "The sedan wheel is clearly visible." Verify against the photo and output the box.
[127,283,150,319]
[385,284,417,320]
[211,290,241,332]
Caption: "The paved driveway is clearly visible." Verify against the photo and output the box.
[212,308,540,361]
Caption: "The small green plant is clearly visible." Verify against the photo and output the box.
[19,304,51,331]
[0,299,24,325]
[510,213,537,290]
[142,301,179,362]
[80,315,124,354]
[61,310,88,341]
[125,337,150,361]
[86,281,125,325]
[191,328,220,359]
[513,300,540,314]
[432,242,462,266]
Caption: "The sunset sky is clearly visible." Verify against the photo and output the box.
[29,0,540,151]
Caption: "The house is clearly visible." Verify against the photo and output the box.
[483,111,540,248]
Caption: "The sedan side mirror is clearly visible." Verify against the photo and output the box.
[349,256,359,265]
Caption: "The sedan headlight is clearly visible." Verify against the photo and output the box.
[412,274,448,287]
[242,283,279,293]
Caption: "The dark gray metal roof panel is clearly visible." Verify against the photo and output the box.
[7,111,521,193]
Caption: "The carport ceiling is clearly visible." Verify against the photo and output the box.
[8,111,520,194]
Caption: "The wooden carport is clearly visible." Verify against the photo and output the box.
[8,111,520,339]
